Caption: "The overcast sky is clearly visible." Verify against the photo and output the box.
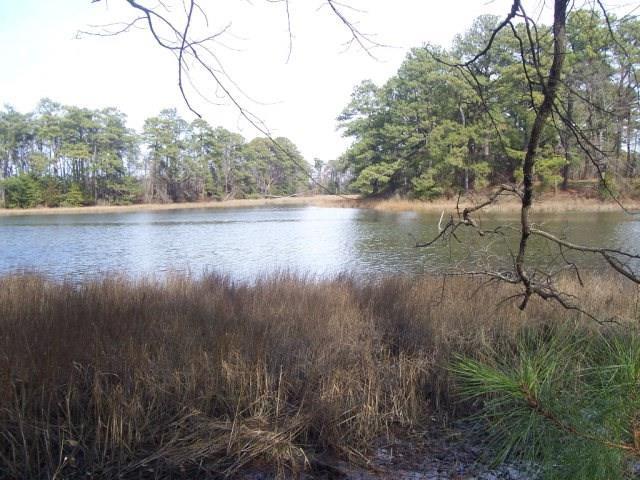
[0,0,567,162]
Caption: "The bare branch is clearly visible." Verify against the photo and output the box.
[530,227,640,283]
[438,0,521,69]
[323,0,390,59]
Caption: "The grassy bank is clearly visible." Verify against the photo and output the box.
[0,195,352,216]
[351,193,640,214]
[1,192,639,216]
[1,273,638,478]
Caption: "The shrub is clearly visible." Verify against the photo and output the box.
[62,182,85,206]
[598,171,619,200]
[40,176,63,207]
[2,174,43,208]
[106,176,143,205]
[411,170,443,199]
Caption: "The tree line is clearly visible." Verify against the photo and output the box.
[0,101,316,208]
[4,10,639,208]
[338,10,640,198]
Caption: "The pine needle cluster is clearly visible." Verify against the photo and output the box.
[453,326,640,479]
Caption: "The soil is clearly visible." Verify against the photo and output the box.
[241,424,538,480]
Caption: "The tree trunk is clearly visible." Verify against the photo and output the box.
[459,104,470,192]
[561,93,574,190]
[0,166,5,208]
[517,0,568,309]
[625,75,634,178]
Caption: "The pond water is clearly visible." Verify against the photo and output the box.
[0,206,638,281]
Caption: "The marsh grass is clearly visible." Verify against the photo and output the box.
[338,193,640,215]
[0,195,352,216]
[0,273,637,478]
[2,193,639,217]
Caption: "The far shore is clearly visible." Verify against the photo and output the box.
[1,193,639,216]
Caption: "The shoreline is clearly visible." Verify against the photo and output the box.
[0,193,638,216]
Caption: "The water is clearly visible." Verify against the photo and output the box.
[0,206,638,281]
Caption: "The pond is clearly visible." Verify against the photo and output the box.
[0,206,638,281]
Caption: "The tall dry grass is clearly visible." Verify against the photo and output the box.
[3,192,639,217]
[0,195,354,217]
[0,273,637,478]
[337,194,640,214]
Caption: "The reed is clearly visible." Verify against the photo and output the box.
[338,194,640,214]
[0,272,636,478]
[2,193,638,216]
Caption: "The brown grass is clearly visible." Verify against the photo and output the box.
[1,192,638,217]
[338,193,640,214]
[0,196,354,216]
[1,273,637,478]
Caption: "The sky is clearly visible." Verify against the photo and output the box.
[0,0,558,162]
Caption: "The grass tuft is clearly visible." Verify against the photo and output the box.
[0,272,637,478]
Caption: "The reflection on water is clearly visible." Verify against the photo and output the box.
[0,206,638,281]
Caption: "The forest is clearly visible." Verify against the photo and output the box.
[1,9,639,209]
[0,102,314,208]
[339,10,640,198]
